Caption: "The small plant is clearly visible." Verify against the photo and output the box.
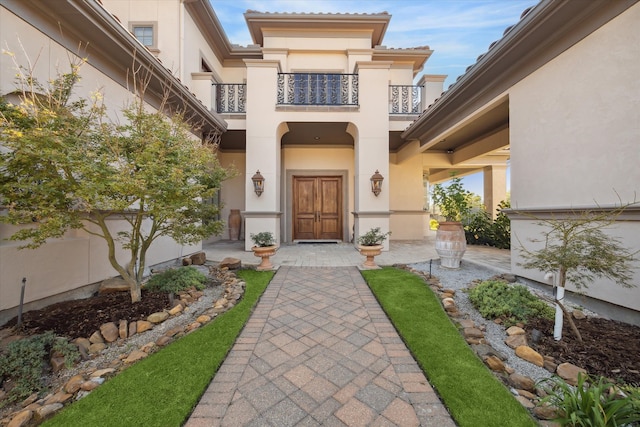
[0,331,80,404]
[358,227,391,246]
[431,177,472,222]
[539,374,640,426]
[250,231,276,247]
[145,267,207,294]
[467,279,554,327]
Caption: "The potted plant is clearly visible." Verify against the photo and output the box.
[431,177,472,269]
[250,231,278,270]
[357,227,391,268]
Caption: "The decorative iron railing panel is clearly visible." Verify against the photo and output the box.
[277,73,358,106]
[389,85,423,114]
[214,84,246,113]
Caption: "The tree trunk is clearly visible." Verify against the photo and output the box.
[130,283,142,303]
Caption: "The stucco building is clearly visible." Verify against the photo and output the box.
[1,0,638,322]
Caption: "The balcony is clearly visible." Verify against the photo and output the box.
[277,73,358,106]
[213,80,423,115]
[389,85,423,115]
[214,83,246,114]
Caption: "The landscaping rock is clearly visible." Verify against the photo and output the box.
[506,326,525,336]
[463,327,484,339]
[155,336,172,347]
[508,373,535,391]
[90,368,116,378]
[64,375,85,394]
[21,394,38,408]
[100,322,119,343]
[73,337,91,352]
[169,304,183,315]
[190,252,206,265]
[196,315,211,324]
[50,356,66,373]
[128,321,137,337]
[35,403,63,420]
[44,391,73,405]
[80,381,100,391]
[504,334,527,349]
[164,326,184,337]
[515,395,535,408]
[442,297,455,309]
[534,405,560,420]
[124,350,148,364]
[7,410,32,427]
[136,320,153,333]
[147,312,169,324]
[515,346,544,367]
[89,343,106,353]
[557,362,587,386]
[458,319,475,328]
[572,310,586,320]
[119,320,128,339]
[182,257,193,266]
[473,343,506,360]
[89,330,104,344]
[220,257,241,270]
[484,355,506,372]
[99,277,129,294]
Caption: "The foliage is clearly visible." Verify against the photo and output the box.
[467,279,554,327]
[431,177,472,222]
[357,227,391,246]
[518,202,638,291]
[539,374,640,426]
[43,270,274,427]
[464,200,511,249]
[429,218,439,231]
[0,59,231,302]
[0,332,80,404]
[145,267,206,294]
[362,268,537,427]
[250,231,275,247]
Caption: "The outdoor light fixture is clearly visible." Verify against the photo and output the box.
[252,170,265,196]
[370,170,384,196]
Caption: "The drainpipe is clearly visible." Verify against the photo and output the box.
[545,272,563,340]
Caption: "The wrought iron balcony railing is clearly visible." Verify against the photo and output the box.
[389,85,423,114]
[277,73,358,106]
[214,83,246,113]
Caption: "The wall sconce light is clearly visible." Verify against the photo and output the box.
[370,170,384,196]
[251,170,265,196]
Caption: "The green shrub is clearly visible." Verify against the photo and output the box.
[539,374,640,426]
[145,267,207,294]
[464,200,511,249]
[467,279,554,327]
[0,331,80,405]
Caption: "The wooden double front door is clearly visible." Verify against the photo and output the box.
[293,176,342,240]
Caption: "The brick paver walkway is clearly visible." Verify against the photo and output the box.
[185,266,455,426]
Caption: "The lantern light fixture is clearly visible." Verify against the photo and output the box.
[370,170,384,196]
[252,170,265,196]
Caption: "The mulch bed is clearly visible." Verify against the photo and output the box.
[4,290,170,340]
[527,316,640,385]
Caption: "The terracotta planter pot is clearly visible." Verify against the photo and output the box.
[251,245,277,270]
[435,221,466,269]
[358,244,383,269]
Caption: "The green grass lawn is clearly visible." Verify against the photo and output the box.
[43,269,274,427]
[361,267,537,427]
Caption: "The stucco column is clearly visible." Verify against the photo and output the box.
[483,165,507,219]
[353,62,391,249]
[243,59,282,250]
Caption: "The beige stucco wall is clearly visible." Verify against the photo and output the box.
[509,3,640,311]
[0,6,202,318]
[389,154,429,239]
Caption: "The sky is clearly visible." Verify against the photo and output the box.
[211,0,536,197]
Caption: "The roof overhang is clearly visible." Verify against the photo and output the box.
[184,0,262,67]
[3,0,227,136]
[402,0,637,149]
[244,11,391,48]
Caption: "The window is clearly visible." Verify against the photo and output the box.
[133,26,154,47]
[130,22,157,50]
